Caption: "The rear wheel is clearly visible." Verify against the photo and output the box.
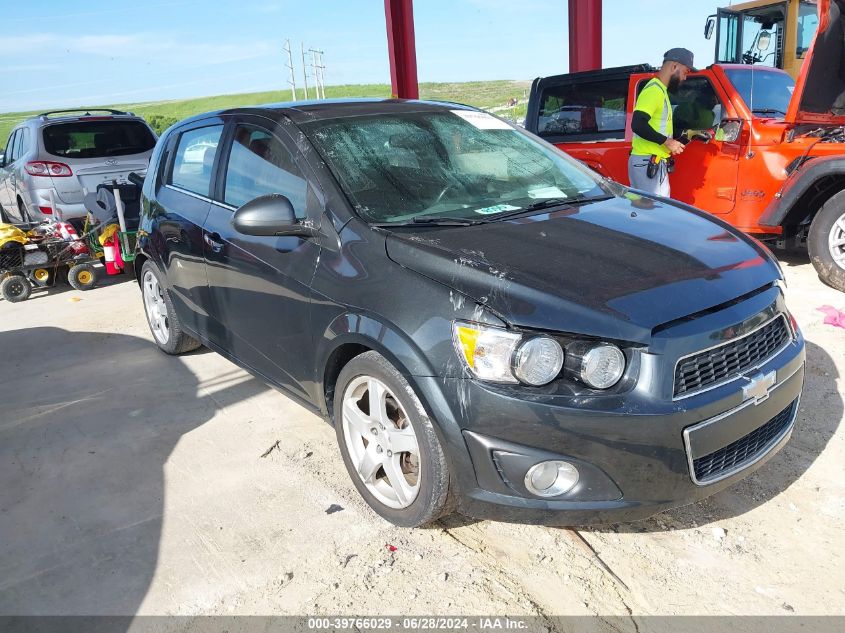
[333,351,452,527]
[17,198,32,224]
[141,261,201,355]
[0,274,31,302]
[68,263,98,291]
[808,191,845,292]
[30,267,53,287]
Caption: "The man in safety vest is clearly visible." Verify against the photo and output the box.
[628,48,695,197]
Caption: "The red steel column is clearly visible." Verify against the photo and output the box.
[384,0,419,99]
[568,0,602,72]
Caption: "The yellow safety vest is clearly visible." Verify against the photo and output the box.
[631,78,672,159]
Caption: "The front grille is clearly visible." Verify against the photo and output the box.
[674,316,790,398]
[693,399,796,482]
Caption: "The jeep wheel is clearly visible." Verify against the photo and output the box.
[809,190,845,292]
[333,351,453,527]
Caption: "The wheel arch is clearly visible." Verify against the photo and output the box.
[316,312,440,419]
[761,157,845,234]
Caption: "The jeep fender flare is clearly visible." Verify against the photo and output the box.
[760,155,845,227]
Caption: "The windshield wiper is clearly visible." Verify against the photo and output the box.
[753,108,787,116]
[484,194,613,222]
[373,216,482,227]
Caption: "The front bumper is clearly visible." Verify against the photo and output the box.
[415,293,805,526]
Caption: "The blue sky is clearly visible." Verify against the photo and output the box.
[0,0,721,113]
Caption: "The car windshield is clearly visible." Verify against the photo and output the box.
[723,68,794,117]
[303,109,609,224]
[43,120,156,159]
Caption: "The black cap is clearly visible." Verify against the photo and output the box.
[663,47,696,71]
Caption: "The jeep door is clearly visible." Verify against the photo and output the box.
[154,119,225,333]
[629,71,742,215]
[526,70,633,183]
[202,115,320,401]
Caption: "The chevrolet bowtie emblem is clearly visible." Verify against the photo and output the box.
[742,370,777,404]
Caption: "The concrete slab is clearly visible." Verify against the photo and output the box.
[0,255,842,617]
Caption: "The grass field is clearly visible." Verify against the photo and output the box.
[0,80,530,145]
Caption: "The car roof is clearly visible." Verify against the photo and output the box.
[174,98,480,128]
[23,110,147,127]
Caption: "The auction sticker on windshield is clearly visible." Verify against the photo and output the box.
[451,110,513,129]
[475,204,521,215]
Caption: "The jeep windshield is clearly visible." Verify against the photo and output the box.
[724,68,794,119]
[303,109,609,224]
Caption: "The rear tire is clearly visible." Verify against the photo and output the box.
[68,263,98,291]
[333,351,453,527]
[140,261,201,355]
[1,274,32,302]
[17,198,32,224]
[808,191,845,292]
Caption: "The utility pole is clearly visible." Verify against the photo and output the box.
[309,48,326,99]
[300,42,309,100]
[283,39,297,101]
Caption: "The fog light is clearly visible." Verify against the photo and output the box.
[524,460,579,497]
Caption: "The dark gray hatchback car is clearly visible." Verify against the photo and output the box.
[133,99,805,527]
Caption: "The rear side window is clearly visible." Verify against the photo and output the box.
[169,125,224,197]
[537,79,629,139]
[222,124,306,215]
[43,120,155,159]
[5,130,20,162]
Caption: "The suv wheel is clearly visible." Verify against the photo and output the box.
[141,261,201,354]
[809,190,845,292]
[334,351,453,527]
[17,199,32,224]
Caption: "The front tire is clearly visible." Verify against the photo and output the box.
[809,191,845,292]
[1,274,32,302]
[333,351,452,527]
[140,261,200,355]
[68,263,98,291]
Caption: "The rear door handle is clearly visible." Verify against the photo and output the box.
[204,232,224,253]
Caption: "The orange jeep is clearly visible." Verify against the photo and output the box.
[525,0,845,291]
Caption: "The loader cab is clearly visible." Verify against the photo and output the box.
[705,0,819,79]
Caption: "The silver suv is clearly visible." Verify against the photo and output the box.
[0,109,156,223]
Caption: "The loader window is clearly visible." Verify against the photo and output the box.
[797,1,819,56]
[536,78,629,141]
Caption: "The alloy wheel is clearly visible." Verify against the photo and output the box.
[828,210,845,271]
[341,375,421,509]
[142,270,170,345]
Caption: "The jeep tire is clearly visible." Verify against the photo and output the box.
[809,190,845,292]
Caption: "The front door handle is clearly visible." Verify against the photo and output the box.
[204,232,224,253]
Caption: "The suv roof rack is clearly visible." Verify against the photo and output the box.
[37,108,133,118]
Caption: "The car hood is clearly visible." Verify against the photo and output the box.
[384,195,779,343]
[786,0,845,125]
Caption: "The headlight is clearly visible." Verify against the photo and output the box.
[452,321,521,383]
[513,337,564,386]
[566,342,626,389]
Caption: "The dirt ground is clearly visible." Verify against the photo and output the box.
[0,252,842,624]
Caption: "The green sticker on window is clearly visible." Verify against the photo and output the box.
[474,204,521,215]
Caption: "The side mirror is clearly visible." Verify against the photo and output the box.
[232,193,318,238]
[757,30,772,51]
[127,172,145,188]
[704,16,716,40]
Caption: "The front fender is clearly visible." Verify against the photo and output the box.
[760,155,845,227]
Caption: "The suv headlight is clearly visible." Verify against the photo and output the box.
[452,321,563,386]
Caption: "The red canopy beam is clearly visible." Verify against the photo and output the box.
[384,0,419,99]
[568,0,602,72]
